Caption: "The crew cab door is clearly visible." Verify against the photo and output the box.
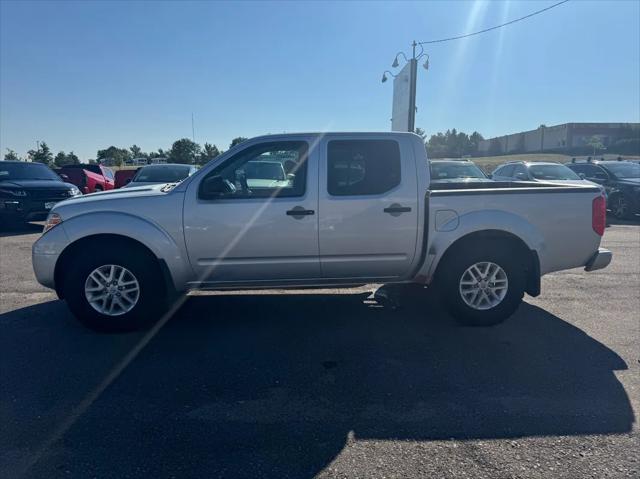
[183,139,320,284]
[318,136,419,279]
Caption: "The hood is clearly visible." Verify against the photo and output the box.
[0,179,74,190]
[53,183,169,208]
[536,179,600,187]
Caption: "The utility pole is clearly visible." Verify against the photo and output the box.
[191,113,196,143]
[382,40,428,133]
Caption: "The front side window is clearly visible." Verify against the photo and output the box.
[327,140,401,196]
[199,141,308,199]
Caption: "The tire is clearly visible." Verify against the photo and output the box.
[63,248,167,332]
[610,194,633,220]
[439,243,525,327]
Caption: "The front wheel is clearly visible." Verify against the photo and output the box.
[610,194,633,220]
[63,250,167,332]
[439,246,525,326]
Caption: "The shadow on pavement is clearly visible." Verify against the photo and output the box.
[0,222,43,238]
[0,292,633,478]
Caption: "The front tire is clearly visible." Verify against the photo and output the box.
[63,249,167,332]
[439,245,525,326]
[610,194,633,220]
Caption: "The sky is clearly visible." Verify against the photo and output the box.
[1,0,639,160]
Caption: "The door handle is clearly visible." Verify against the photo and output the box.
[286,206,315,218]
[384,204,412,215]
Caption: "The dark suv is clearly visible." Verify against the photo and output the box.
[0,161,81,227]
[566,159,640,219]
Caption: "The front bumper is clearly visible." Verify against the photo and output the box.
[584,248,612,272]
[32,224,69,290]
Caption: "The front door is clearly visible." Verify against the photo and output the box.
[183,139,320,284]
[318,137,419,280]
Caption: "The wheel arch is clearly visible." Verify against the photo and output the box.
[433,229,541,297]
[54,234,175,299]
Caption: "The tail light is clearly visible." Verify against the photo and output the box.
[592,195,606,236]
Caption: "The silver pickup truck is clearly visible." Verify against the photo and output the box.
[32,132,612,332]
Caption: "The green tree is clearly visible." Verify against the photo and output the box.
[4,149,21,161]
[66,151,80,165]
[587,136,605,156]
[130,144,145,159]
[27,142,53,165]
[469,131,484,154]
[54,150,81,167]
[54,151,67,167]
[229,137,248,148]
[198,142,220,164]
[169,138,201,164]
[97,146,131,166]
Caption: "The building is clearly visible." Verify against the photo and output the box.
[478,123,640,155]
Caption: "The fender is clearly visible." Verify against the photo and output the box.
[417,209,546,282]
[58,211,193,291]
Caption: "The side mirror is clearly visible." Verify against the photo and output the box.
[578,173,586,179]
[486,173,493,179]
[287,173,295,180]
[59,173,70,181]
[200,175,236,199]
[125,178,132,184]
[515,172,528,180]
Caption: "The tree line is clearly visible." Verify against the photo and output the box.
[3,137,249,166]
[416,128,485,158]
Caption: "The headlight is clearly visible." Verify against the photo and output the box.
[43,212,63,233]
[0,188,27,197]
[69,186,81,196]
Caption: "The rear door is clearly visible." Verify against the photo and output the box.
[318,136,418,280]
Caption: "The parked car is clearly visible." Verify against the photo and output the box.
[57,164,115,194]
[491,161,593,185]
[114,168,140,189]
[122,163,197,188]
[566,159,640,219]
[0,161,81,226]
[429,159,492,184]
[33,132,610,332]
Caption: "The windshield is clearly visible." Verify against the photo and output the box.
[529,164,580,180]
[0,162,60,181]
[605,162,640,178]
[132,165,192,183]
[245,161,286,181]
[430,162,486,180]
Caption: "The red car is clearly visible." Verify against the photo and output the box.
[57,164,115,194]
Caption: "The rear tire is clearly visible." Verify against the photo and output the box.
[439,243,525,326]
[63,248,167,332]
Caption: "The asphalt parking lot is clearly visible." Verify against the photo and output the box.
[1,221,638,478]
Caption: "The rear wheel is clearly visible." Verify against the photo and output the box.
[63,249,167,332]
[439,244,525,326]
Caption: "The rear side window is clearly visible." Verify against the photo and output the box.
[327,140,401,196]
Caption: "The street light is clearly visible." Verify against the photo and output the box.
[381,70,397,83]
[381,41,429,132]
